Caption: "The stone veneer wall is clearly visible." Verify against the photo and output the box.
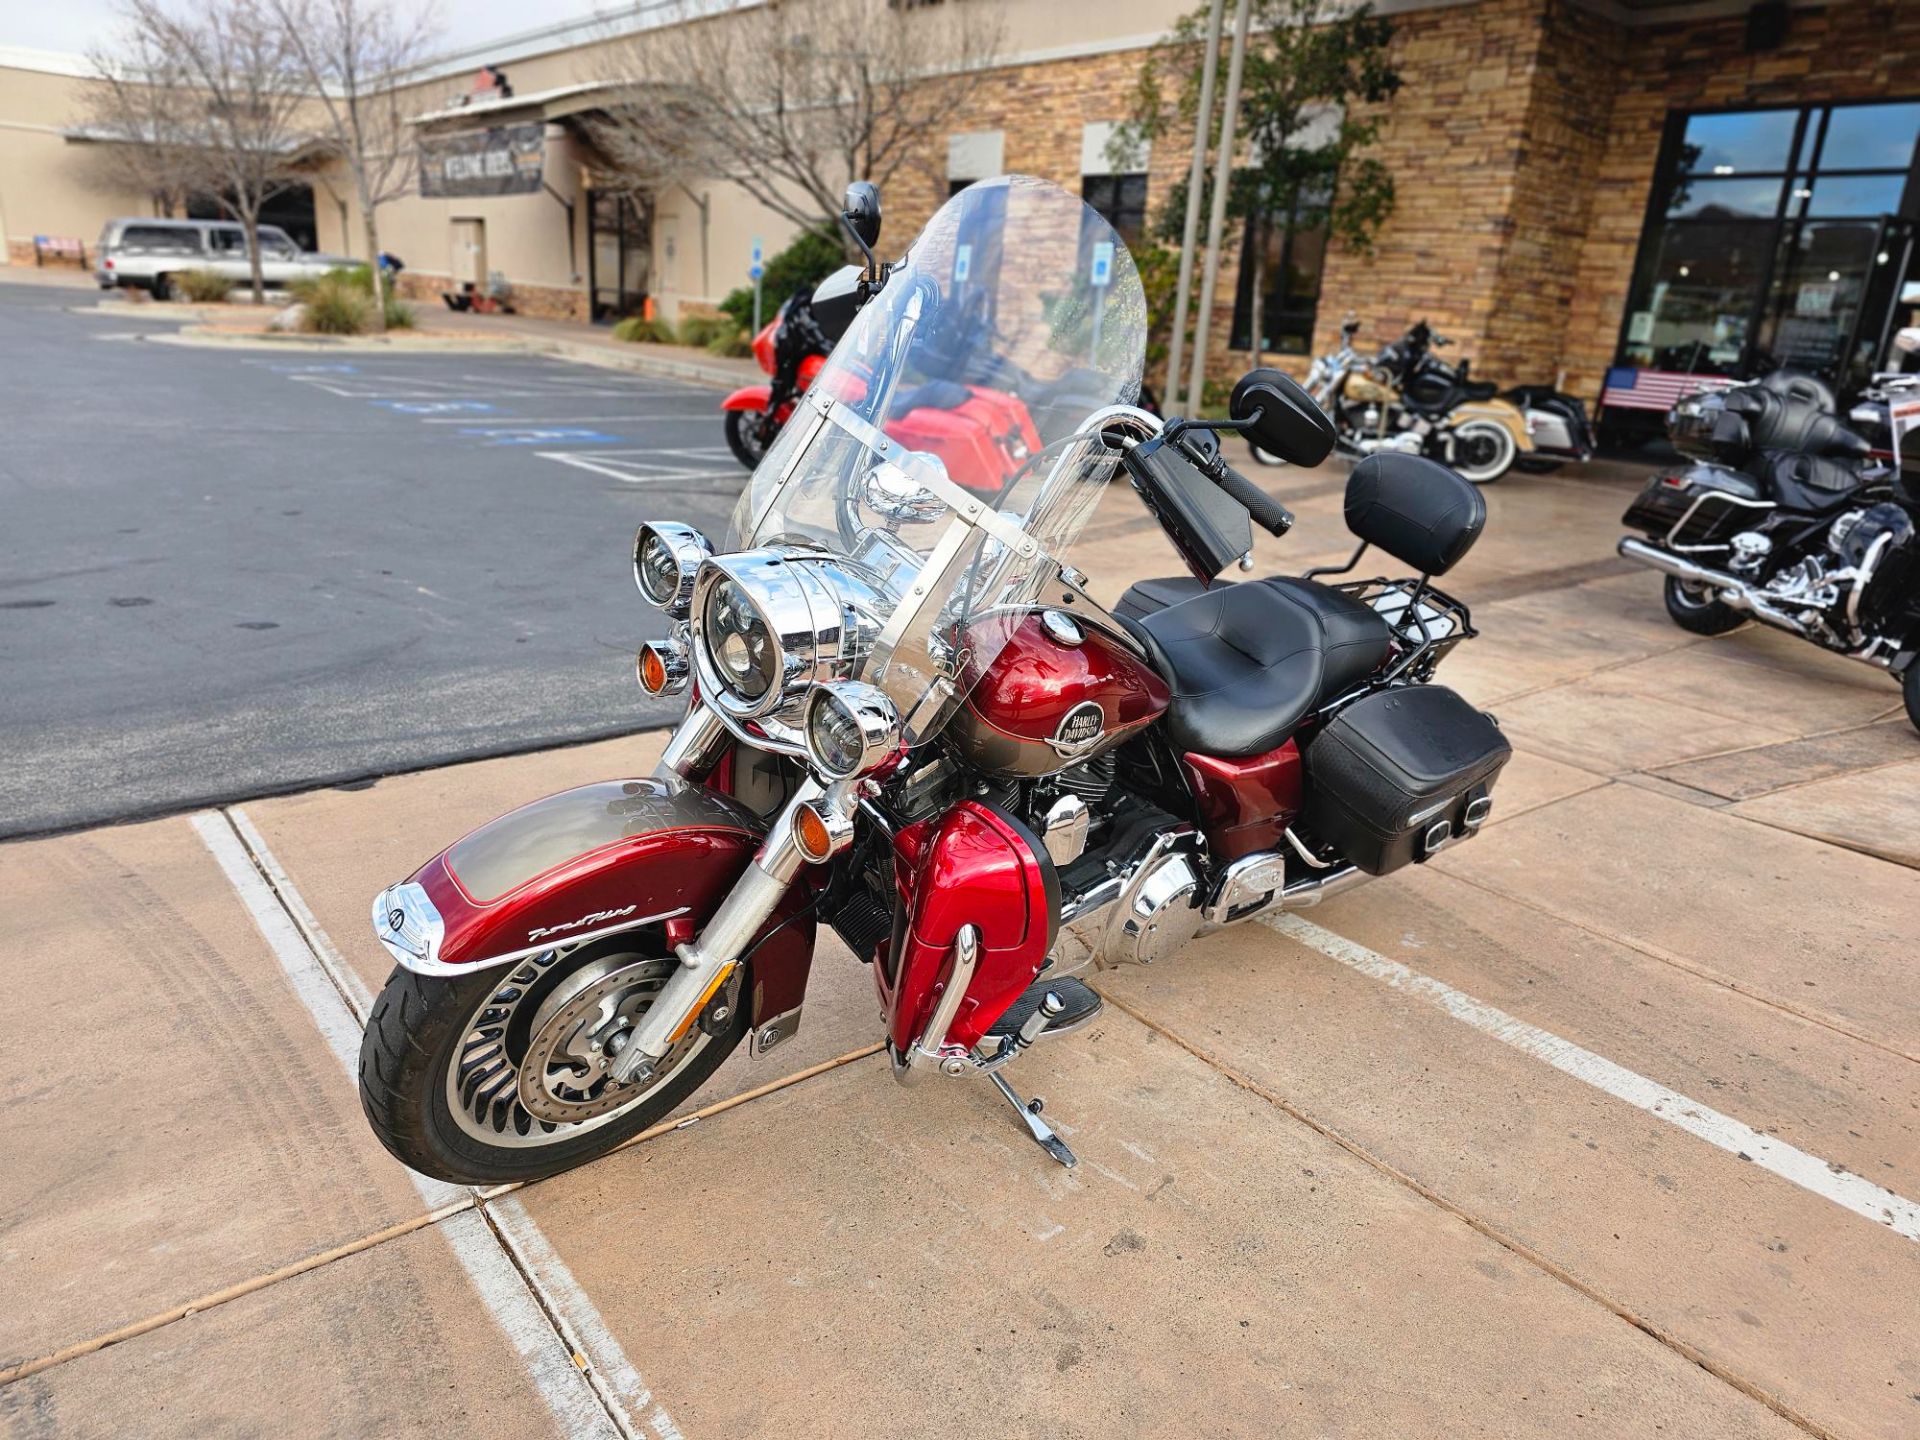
[393,268,588,322]
[1558,0,1920,403]
[1311,0,1583,393]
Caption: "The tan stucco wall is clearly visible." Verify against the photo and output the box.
[0,62,154,261]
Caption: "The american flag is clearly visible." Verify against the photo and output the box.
[1600,367,1739,413]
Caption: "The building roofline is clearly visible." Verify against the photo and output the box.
[0,45,95,78]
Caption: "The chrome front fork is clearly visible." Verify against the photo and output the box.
[612,701,841,1082]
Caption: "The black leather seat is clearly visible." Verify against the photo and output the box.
[1119,577,1393,757]
[1461,379,1498,402]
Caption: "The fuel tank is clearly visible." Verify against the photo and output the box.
[950,610,1170,777]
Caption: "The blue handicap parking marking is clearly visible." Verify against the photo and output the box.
[377,400,498,414]
[459,426,624,446]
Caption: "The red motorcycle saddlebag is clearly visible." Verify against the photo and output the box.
[1302,685,1510,874]
[885,382,1041,494]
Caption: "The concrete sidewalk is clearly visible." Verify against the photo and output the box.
[3,469,1916,1438]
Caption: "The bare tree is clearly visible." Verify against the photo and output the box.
[589,0,1006,246]
[275,0,440,329]
[80,30,215,218]
[109,0,312,303]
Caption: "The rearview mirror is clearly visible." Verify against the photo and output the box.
[842,181,882,254]
[1229,368,1336,467]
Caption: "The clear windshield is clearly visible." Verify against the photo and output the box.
[726,175,1148,743]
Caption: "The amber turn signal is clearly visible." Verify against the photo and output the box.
[794,802,835,862]
[635,639,688,697]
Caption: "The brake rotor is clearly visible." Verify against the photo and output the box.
[516,956,682,1125]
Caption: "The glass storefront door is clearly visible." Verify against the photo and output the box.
[588,190,650,322]
[1616,100,1920,396]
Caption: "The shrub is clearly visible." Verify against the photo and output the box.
[382,296,415,330]
[290,265,374,305]
[175,268,234,303]
[675,311,733,350]
[705,326,752,359]
[719,226,846,334]
[298,271,374,334]
[612,314,675,344]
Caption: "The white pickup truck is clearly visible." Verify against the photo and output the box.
[95,217,353,298]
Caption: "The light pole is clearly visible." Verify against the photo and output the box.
[1187,0,1252,418]
[1162,0,1226,415]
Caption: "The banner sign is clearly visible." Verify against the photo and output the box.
[418,123,544,198]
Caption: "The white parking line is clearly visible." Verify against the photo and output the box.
[1268,913,1920,1243]
[539,449,741,487]
[190,809,675,1439]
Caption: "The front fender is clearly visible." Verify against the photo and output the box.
[720,384,773,414]
[372,777,814,1025]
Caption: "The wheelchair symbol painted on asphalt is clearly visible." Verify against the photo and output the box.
[460,426,623,445]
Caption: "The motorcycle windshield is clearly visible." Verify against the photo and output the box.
[725,174,1148,745]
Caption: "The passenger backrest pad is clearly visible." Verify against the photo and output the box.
[1344,452,1487,577]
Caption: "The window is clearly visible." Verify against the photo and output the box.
[1081,173,1147,245]
[119,225,201,255]
[1229,181,1332,357]
[946,130,1004,196]
[1619,99,1920,389]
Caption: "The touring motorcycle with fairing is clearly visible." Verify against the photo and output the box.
[359,176,1510,1184]
[1618,369,1920,731]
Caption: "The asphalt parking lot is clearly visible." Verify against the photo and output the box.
[3,273,1919,1439]
[0,280,739,837]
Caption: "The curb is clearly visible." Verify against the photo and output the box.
[147,323,752,390]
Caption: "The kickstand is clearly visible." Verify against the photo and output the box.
[987,1071,1076,1168]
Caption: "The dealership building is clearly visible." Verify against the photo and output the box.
[2,0,1915,432]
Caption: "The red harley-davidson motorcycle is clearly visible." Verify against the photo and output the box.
[360,176,1509,1184]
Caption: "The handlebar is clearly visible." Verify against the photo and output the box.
[1213,461,1295,537]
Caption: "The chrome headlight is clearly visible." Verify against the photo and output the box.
[689,550,887,724]
[702,576,782,705]
[805,681,900,779]
[633,522,710,615]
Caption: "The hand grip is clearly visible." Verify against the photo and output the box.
[1214,463,1295,537]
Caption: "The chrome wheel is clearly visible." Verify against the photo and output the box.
[445,946,710,1148]
[1449,420,1517,484]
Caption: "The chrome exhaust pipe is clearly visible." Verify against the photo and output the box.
[1615,538,1811,637]
[1273,864,1369,912]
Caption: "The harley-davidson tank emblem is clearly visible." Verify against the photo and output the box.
[1050,700,1105,756]
[527,904,639,943]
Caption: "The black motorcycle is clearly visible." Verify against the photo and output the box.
[1617,369,1920,732]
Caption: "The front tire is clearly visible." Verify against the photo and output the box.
[358,934,747,1185]
[1663,575,1745,635]
[1902,663,1920,736]
[725,408,773,469]
[1448,419,1518,484]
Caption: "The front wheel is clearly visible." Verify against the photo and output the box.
[358,933,746,1185]
[725,408,773,469]
[1663,575,1745,635]
[1447,419,1519,484]
[1902,663,1920,736]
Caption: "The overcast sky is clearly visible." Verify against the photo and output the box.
[4,0,618,58]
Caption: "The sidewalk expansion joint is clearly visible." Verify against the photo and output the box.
[1091,986,1845,1440]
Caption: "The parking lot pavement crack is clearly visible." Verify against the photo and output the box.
[1432,863,1920,1067]
[1090,985,1848,1440]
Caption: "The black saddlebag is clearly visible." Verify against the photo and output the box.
[1303,685,1511,875]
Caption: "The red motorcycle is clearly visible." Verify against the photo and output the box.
[720,290,830,469]
[360,176,1509,1184]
